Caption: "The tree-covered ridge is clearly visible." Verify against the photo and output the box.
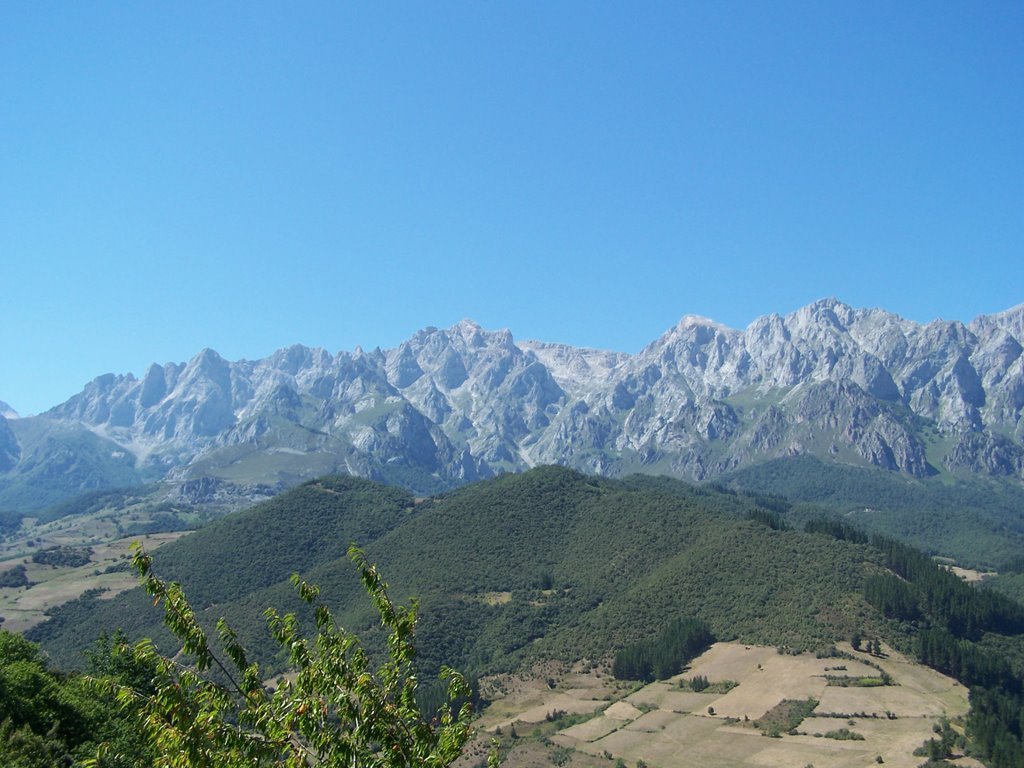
[139,474,417,608]
[31,467,883,678]
[27,474,419,667]
[721,455,1024,568]
[208,467,886,678]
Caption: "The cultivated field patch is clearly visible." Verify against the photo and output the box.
[0,532,186,632]
[556,715,621,743]
[626,682,712,713]
[504,692,609,727]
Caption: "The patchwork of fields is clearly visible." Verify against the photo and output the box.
[471,643,984,768]
[0,531,185,632]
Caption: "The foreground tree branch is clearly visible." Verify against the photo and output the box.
[88,544,488,768]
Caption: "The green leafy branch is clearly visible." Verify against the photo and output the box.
[88,543,486,768]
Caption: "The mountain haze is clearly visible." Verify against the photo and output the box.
[2,299,1022,510]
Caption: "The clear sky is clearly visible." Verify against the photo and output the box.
[2,2,1021,416]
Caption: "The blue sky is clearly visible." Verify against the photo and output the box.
[2,2,1021,415]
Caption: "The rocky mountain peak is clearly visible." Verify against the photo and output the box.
[183,348,230,382]
[265,344,331,376]
[970,303,1024,341]
[797,295,851,320]
[451,317,483,337]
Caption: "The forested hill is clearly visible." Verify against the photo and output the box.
[32,467,885,674]
[717,455,1024,569]
[23,465,1024,765]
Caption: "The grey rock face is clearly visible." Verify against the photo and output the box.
[969,303,1024,341]
[6,299,1024,501]
[945,431,1024,476]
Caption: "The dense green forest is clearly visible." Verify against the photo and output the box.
[30,467,882,675]
[0,508,22,535]
[612,617,713,681]
[987,570,1024,610]
[720,455,1024,568]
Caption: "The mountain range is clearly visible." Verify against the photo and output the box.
[2,298,1022,511]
